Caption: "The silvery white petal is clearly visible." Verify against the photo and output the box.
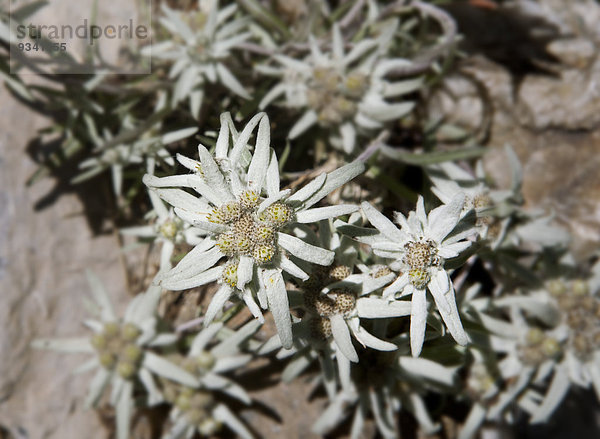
[176,153,202,173]
[410,286,427,357]
[139,368,163,406]
[488,367,535,417]
[350,404,365,439]
[282,350,314,382]
[438,241,471,258]
[266,149,281,197]
[86,270,116,321]
[259,82,287,109]
[158,246,222,287]
[369,388,397,438]
[143,174,197,188]
[162,265,223,292]
[213,355,252,373]
[289,110,318,139]
[273,54,312,74]
[359,99,414,122]
[331,314,358,362]
[173,213,226,233]
[204,286,233,326]
[119,225,156,238]
[149,186,210,213]
[216,62,251,99]
[213,404,253,439]
[350,323,397,351]
[383,77,424,98]
[383,272,409,298]
[428,270,451,314]
[332,24,344,61]
[280,254,309,280]
[287,173,326,205]
[197,144,234,201]
[164,418,188,439]
[160,240,175,270]
[336,347,352,392]
[356,297,411,318]
[312,394,351,435]
[361,201,406,243]
[302,161,365,209]
[236,256,254,290]
[202,373,251,404]
[31,337,94,354]
[142,352,199,387]
[215,112,233,158]
[277,232,334,266]
[84,368,110,408]
[344,39,378,66]
[116,381,133,439]
[410,393,438,434]
[458,403,486,439]
[263,269,292,348]
[427,193,465,243]
[530,366,570,423]
[212,319,262,357]
[190,322,223,356]
[415,196,427,225]
[295,205,359,223]
[229,112,265,167]
[242,288,264,322]
[247,115,271,190]
[72,358,99,375]
[399,356,456,386]
[434,279,469,346]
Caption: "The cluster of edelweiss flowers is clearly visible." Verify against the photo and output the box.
[26,0,600,437]
[144,112,475,356]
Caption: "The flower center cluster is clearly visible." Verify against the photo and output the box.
[403,240,439,289]
[372,265,392,278]
[466,363,496,402]
[160,352,221,432]
[299,263,355,341]
[519,327,561,366]
[551,279,600,360]
[210,190,294,274]
[159,217,182,240]
[305,289,357,341]
[90,322,143,380]
[306,67,367,125]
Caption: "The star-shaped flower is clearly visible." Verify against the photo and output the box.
[32,272,200,439]
[257,23,418,153]
[121,188,205,270]
[359,195,474,356]
[148,1,252,117]
[143,112,364,348]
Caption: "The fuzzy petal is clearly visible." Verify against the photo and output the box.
[410,286,427,357]
[263,269,293,348]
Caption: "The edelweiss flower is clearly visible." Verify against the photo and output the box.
[500,277,600,424]
[143,112,364,348]
[257,23,418,153]
[75,113,197,196]
[161,320,260,439]
[359,195,473,356]
[258,217,409,363]
[312,350,457,439]
[32,272,200,439]
[121,188,205,270]
[428,145,523,247]
[148,1,251,117]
